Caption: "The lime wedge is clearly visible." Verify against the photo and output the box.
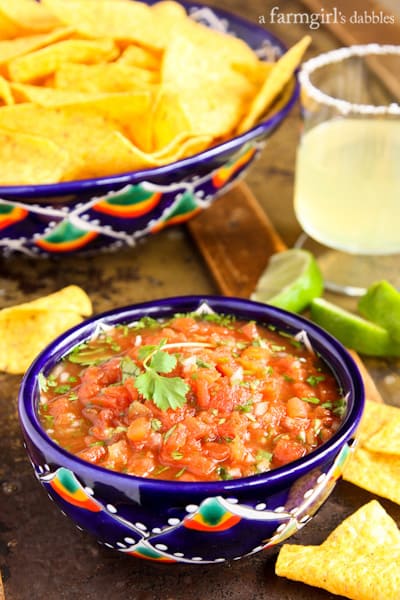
[251,249,323,313]
[358,280,400,343]
[310,298,400,357]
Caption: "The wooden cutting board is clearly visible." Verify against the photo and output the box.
[187,182,286,298]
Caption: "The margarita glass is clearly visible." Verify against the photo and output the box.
[294,44,400,295]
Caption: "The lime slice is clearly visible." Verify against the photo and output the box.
[251,249,323,313]
[358,280,400,343]
[310,298,400,357]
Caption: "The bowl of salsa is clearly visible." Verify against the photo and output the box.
[19,296,364,563]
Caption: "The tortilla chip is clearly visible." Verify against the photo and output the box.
[0,0,61,38]
[0,128,69,184]
[0,0,305,183]
[365,418,400,455]
[11,82,90,104]
[0,308,83,374]
[54,62,158,94]
[8,84,150,119]
[23,285,93,316]
[276,501,400,600]
[322,498,400,550]
[150,0,188,48]
[0,75,13,104]
[0,27,72,65]
[238,36,311,133]
[343,447,400,505]
[42,0,170,51]
[160,28,258,140]
[8,38,118,83]
[0,102,151,180]
[117,45,161,71]
[0,285,92,374]
[354,399,399,445]
[151,88,191,150]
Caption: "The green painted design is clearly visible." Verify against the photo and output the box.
[105,185,154,206]
[57,468,80,494]
[165,191,198,220]
[42,220,88,243]
[198,498,226,526]
[0,203,15,215]
[136,544,164,559]
[225,143,251,168]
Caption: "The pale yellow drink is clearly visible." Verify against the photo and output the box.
[294,118,400,255]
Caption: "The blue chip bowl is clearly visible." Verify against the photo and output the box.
[19,296,364,564]
[0,1,298,257]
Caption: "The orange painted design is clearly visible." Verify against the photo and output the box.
[151,207,202,233]
[212,146,256,188]
[0,206,28,230]
[128,551,176,563]
[94,192,162,218]
[184,513,241,532]
[36,230,98,252]
[49,479,101,512]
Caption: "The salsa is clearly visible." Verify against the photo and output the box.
[38,313,345,482]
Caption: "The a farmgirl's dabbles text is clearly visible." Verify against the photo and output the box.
[38,313,345,482]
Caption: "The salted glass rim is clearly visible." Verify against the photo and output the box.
[299,43,400,116]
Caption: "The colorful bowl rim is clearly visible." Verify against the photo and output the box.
[0,0,299,198]
[19,295,365,495]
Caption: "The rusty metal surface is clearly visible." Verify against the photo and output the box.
[1,1,400,598]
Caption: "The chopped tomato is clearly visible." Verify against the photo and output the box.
[39,313,344,482]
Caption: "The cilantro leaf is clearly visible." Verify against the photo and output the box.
[150,350,176,373]
[152,374,189,411]
[135,370,189,411]
[135,370,156,400]
[301,396,320,404]
[138,344,158,361]
[120,355,141,381]
[306,375,326,387]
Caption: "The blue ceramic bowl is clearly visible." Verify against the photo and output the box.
[19,296,364,564]
[0,2,298,257]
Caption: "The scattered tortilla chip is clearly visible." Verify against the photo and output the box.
[0,128,69,184]
[0,285,92,374]
[0,308,83,374]
[353,399,399,446]
[238,36,311,133]
[276,500,400,600]
[341,400,400,504]
[8,38,118,83]
[22,285,93,316]
[343,447,400,505]
[322,498,400,550]
[365,419,400,455]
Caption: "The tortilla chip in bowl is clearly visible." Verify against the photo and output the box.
[0,0,306,256]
